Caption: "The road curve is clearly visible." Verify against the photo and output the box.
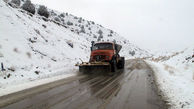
[0,59,167,109]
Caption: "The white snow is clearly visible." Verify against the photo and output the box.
[0,0,151,96]
[146,46,194,109]
[0,71,76,97]
[2,1,193,108]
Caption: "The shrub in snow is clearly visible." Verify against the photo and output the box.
[80,25,85,33]
[97,29,103,38]
[91,21,95,24]
[110,30,114,34]
[70,29,74,32]
[34,71,40,75]
[13,48,19,53]
[78,18,82,23]
[50,10,57,16]
[1,63,5,71]
[97,37,101,42]
[108,30,113,37]
[54,17,61,23]
[108,34,112,37]
[51,57,57,62]
[98,29,103,35]
[42,24,46,28]
[26,52,31,58]
[3,0,9,3]
[99,35,103,39]
[74,16,78,19]
[67,21,73,25]
[28,38,36,43]
[10,0,21,7]
[66,41,73,48]
[38,5,49,18]
[7,74,11,78]
[87,21,90,25]
[88,27,91,30]
[99,25,103,27]
[129,51,135,56]
[22,0,35,15]
[59,13,65,18]
[0,52,3,58]
[96,30,103,41]
[60,18,64,23]
[8,66,15,72]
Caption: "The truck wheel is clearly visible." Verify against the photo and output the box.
[117,57,125,69]
[121,57,125,69]
[111,59,117,72]
[79,66,84,73]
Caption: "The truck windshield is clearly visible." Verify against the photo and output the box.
[92,43,113,50]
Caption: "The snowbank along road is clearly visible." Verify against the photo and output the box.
[0,59,167,109]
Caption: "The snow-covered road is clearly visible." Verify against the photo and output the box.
[0,59,167,109]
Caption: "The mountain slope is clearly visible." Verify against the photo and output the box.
[0,0,151,87]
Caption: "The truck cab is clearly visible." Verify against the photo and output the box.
[90,42,124,72]
[90,42,119,61]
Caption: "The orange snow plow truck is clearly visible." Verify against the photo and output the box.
[77,41,125,73]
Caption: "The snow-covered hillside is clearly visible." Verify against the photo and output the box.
[0,0,194,108]
[147,47,194,109]
[0,0,151,88]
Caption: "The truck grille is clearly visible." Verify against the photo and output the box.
[94,55,106,61]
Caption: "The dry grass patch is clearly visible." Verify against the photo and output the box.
[26,52,31,58]
[164,64,175,74]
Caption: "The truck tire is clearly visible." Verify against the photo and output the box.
[118,57,125,69]
[79,66,84,73]
[111,59,117,72]
[121,57,125,69]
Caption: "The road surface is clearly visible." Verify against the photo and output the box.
[0,59,167,109]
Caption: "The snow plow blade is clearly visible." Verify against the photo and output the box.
[76,62,111,73]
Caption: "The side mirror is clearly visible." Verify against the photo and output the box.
[91,41,95,51]
[90,47,93,51]
[115,45,117,51]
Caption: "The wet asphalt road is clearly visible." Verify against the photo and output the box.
[0,59,167,109]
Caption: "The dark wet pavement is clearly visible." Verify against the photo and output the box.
[0,59,167,109]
